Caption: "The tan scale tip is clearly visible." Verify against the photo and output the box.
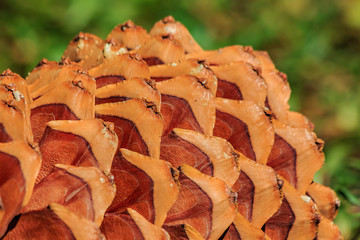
[128,208,170,240]
[50,203,105,240]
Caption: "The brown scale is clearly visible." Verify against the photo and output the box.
[232,153,282,228]
[107,153,155,221]
[31,104,79,143]
[63,32,105,70]
[101,208,169,240]
[0,70,33,144]
[287,111,315,130]
[211,61,267,107]
[149,58,218,96]
[23,167,95,221]
[3,203,105,240]
[95,99,163,160]
[165,171,213,238]
[27,59,91,100]
[95,96,129,105]
[30,70,96,143]
[307,182,340,220]
[316,215,343,240]
[4,207,76,240]
[21,165,115,227]
[254,51,293,126]
[0,153,25,236]
[163,224,204,240]
[89,53,150,88]
[214,110,256,161]
[101,213,145,240]
[106,20,151,50]
[264,178,319,240]
[257,55,314,129]
[216,80,243,100]
[160,128,240,188]
[267,134,297,187]
[39,128,97,176]
[150,16,203,54]
[133,34,185,66]
[0,141,41,238]
[144,57,165,66]
[26,59,61,85]
[222,213,270,240]
[185,45,261,71]
[267,120,324,195]
[156,75,215,138]
[35,119,117,184]
[160,131,213,175]
[222,225,240,240]
[106,149,179,227]
[214,98,274,165]
[95,75,125,88]
[0,125,12,142]
[161,95,203,136]
[164,164,237,240]
[232,172,254,221]
[95,77,161,112]
[26,58,82,91]
[97,115,149,156]
[265,199,295,240]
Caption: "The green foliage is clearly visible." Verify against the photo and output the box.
[0,0,359,238]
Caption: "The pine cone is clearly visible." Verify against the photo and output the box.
[0,16,341,240]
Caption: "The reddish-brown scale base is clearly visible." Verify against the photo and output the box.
[96,76,125,88]
[0,124,12,143]
[216,80,243,100]
[222,224,241,240]
[23,168,94,221]
[264,199,294,240]
[165,172,212,238]
[37,128,97,183]
[31,104,78,143]
[232,172,254,221]
[161,95,203,136]
[0,153,25,237]
[267,135,297,187]
[107,154,155,224]
[143,57,164,66]
[151,77,171,82]
[162,225,192,240]
[96,115,149,156]
[95,97,129,105]
[3,208,75,240]
[214,110,256,160]
[101,213,144,240]
[160,132,213,176]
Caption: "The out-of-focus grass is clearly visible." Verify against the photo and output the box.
[0,0,359,238]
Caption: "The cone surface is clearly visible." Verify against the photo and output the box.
[0,16,340,239]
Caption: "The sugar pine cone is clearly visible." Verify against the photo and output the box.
[0,16,341,240]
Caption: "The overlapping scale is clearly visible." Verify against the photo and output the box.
[0,16,341,240]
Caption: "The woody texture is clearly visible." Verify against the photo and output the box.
[0,16,341,239]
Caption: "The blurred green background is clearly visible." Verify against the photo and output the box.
[0,0,359,238]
